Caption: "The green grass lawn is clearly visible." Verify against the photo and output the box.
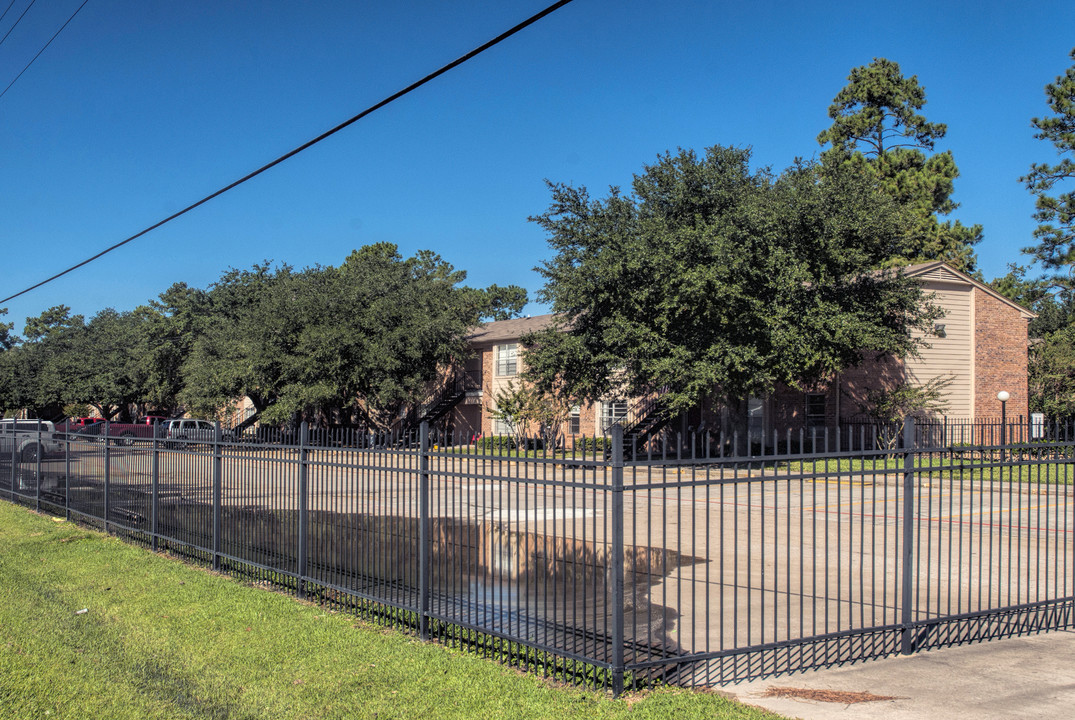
[777,452,1075,485]
[0,500,784,720]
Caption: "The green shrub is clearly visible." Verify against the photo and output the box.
[572,436,608,453]
[475,435,516,452]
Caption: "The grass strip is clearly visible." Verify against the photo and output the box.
[0,500,783,720]
[777,454,1075,485]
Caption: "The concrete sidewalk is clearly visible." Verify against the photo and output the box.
[722,630,1075,720]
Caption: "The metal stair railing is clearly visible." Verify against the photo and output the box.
[404,369,481,431]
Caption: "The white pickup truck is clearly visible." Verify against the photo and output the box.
[0,419,63,462]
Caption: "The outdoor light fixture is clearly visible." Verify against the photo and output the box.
[997,391,1010,403]
[934,323,946,338]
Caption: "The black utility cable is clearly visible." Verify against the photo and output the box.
[0,0,20,29]
[0,0,90,101]
[0,0,37,50]
[0,0,576,305]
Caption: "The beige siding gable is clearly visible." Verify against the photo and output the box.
[916,265,964,284]
[906,281,973,418]
[905,261,1035,320]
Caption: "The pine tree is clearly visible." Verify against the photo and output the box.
[818,58,981,273]
[1023,48,1075,290]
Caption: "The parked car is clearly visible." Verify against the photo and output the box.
[0,419,63,462]
[137,416,169,427]
[68,418,161,445]
[105,416,173,444]
[56,416,103,433]
[165,419,220,448]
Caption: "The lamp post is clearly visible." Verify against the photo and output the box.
[997,390,1010,458]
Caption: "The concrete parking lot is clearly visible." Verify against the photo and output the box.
[724,628,1075,720]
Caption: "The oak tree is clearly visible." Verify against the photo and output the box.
[525,145,940,430]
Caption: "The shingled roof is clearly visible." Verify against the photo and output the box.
[468,313,557,344]
[465,264,1035,347]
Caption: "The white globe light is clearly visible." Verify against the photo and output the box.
[997,391,1011,402]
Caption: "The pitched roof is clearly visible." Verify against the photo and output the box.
[901,261,1037,320]
[468,313,557,344]
[466,263,1035,346]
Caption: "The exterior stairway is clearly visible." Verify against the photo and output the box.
[400,370,481,433]
[611,391,674,459]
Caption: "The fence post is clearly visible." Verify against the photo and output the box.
[212,422,223,571]
[298,421,309,599]
[8,424,15,494]
[900,416,916,654]
[610,423,626,696]
[419,421,431,640]
[64,423,71,520]
[151,422,160,552]
[104,419,111,534]
[35,423,41,512]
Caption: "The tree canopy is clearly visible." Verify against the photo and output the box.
[62,308,144,420]
[135,283,210,414]
[1029,324,1075,418]
[268,244,510,427]
[177,244,525,427]
[2,306,85,418]
[0,308,13,352]
[0,309,14,412]
[818,58,981,273]
[524,145,940,424]
[1,246,525,425]
[991,263,1075,338]
[0,306,148,419]
[1023,48,1075,290]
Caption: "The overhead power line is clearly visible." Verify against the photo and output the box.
[0,0,90,101]
[0,0,576,306]
[0,0,37,50]
[0,0,20,29]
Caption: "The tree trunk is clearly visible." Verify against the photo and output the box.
[724,396,750,456]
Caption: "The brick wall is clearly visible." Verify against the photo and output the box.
[768,353,908,431]
[974,288,1030,418]
[838,352,906,420]
[479,343,494,436]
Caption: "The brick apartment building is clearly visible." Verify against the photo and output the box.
[435,262,1035,441]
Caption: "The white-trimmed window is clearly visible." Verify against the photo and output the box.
[568,405,581,435]
[495,343,518,376]
[601,400,628,432]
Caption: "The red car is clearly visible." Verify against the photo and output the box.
[57,417,103,432]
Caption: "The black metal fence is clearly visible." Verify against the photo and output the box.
[2,417,1073,694]
[840,414,1066,450]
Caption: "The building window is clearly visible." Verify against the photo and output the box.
[568,405,581,435]
[601,400,628,432]
[495,343,517,376]
[747,396,765,436]
[805,393,827,428]
[492,416,513,436]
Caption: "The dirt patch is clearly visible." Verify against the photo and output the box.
[762,687,904,704]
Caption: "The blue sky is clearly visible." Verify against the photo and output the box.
[0,0,1073,333]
